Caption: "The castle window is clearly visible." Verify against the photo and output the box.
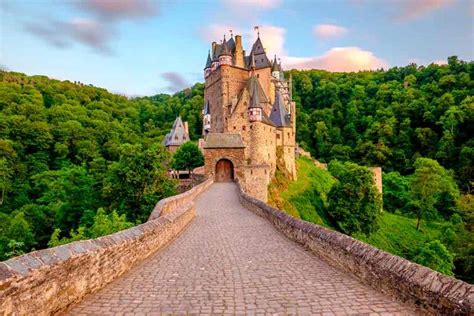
[233,126,236,130]
[250,125,253,130]
[277,134,280,139]
[264,169,267,175]
[242,125,246,131]
[174,136,178,140]
[287,132,290,138]
[250,170,253,175]
[288,148,290,153]
[241,113,244,118]
[257,74,260,78]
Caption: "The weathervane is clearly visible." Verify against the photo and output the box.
[254,25,260,38]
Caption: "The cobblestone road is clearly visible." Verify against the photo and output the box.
[67,183,423,315]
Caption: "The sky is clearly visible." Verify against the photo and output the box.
[1,0,473,96]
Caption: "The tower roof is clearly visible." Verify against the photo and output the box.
[162,116,190,146]
[204,51,212,69]
[272,55,282,72]
[250,37,271,69]
[270,91,290,127]
[247,75,268,108]
[248,52,256,69]
[219,36,232,57]
[227,36,235,53]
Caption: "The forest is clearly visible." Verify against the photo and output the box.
[0,57,472,282]
[0,71,203,259]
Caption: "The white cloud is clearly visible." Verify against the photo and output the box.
[249,25,286,57]
[313,24,348,39]
[283,47,388,72]
[433,59,448,65]
[199,24,241,43]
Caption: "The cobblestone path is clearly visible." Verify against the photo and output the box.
[67,183,423,315]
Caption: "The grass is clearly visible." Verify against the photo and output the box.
[270,156,449,263]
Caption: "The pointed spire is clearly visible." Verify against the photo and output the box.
[248,76,261,109]
[249,51,256,70]
[272,55,279,72]
[204,50,212,69]
[270,90,290,127]
[219,35,231,56]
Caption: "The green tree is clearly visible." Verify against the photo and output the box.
[410,157,458,230]
[414,240,454,276]
[327,161,382,236]
[88,208,133,238]
[171,142,204,174]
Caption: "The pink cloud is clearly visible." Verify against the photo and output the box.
[199,24,241,43]
[396,0,454,20]
[78,0,158,19]
[433,59,448,65]
[223,0,282,10]
[313,24,348,39]
[249,25,286,57]
[283,47,388,72]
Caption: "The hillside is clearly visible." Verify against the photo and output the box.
[0,71,203,259]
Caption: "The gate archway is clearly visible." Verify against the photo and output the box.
[215,159,234,182]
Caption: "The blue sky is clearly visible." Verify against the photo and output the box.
[1,0,472,96]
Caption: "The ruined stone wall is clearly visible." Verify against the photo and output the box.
[237,182,473,315]
[0,178,213,316]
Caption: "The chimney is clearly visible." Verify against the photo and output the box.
[211,42,217,58]
[234,35,245,68]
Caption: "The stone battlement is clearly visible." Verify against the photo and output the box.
[0,178,213,316]
[237,181,473,315]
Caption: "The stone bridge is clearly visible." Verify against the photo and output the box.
[0,180,473,315]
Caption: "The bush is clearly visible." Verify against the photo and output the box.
[414,240,454,276]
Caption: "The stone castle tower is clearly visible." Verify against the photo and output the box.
[200,33,297,202]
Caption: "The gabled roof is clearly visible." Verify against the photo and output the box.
[163,116,190,146]
[250,37,271,69]
[270,91,290,127]
[247,75,268,108]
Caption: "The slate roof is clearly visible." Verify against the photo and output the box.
[250,37,271,69]
[272,55,282,72]
[163,117,190,146]
[203,133,246,148]
[219,37,231,56]
[247,75,268,108]
[204,51,212,69]
[270,91,290,127]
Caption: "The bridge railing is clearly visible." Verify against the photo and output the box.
[0,177,213,315]
[236,181,473,315]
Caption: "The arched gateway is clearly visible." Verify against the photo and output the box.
[215,159,234,182]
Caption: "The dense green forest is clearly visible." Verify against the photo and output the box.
[290,56,473,192]
[0,71,204,259]
[0,57,472,282]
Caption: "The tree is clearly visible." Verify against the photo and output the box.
[171,142,204,175]
[382,171,410,213]
[410,157,458,230]
[327,160,382,236]
[414,240,454,276]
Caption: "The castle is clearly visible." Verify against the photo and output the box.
[199,33,297,202]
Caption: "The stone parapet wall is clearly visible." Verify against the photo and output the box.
[237,182,473,315]
[148,177,213,220]
[0,177,213,315]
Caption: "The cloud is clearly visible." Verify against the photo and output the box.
[199,24,240,43]
[283,47,388,72]
[161,72,190,92]
[222,0,281,10]
[249,25,286,57]
[24,18,114,54]
[433,59,448,65]
[395,0,454,20]
[313,24,348,39]
[77,0,158,20]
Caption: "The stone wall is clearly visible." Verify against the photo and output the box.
[0,178,213,315]
[237,182,473,315]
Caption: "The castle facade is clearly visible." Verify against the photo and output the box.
[200,33,297,202]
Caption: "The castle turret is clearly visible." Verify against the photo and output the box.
[204,51,212,78]
[247,75,263,122]
[218,36,232,66]
[271,55,281,79]
[211,42,219,71]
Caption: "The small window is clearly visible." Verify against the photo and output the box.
[233,126,236,130]
[242,126,246,131]
[288,148,290,153]
[251,170,253,175]
[174,135,178,140]
[277,134,280,139]
[250,125,253,129]
[241,113,244,118]
[257,74,260,78]
[287,132,290,138]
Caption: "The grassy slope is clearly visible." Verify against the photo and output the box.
[270,156,447,261]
